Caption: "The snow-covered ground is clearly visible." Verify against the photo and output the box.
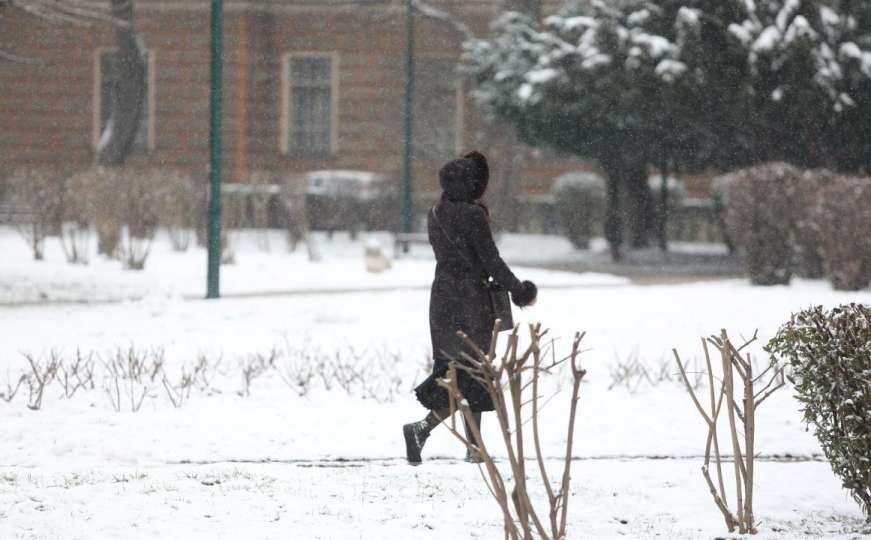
[0,228,625,305]
[1,227,870,539]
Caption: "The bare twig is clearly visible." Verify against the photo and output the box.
[675,329,783,534]
[437,322,586,540]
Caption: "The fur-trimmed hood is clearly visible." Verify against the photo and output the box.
[439,151,489,202]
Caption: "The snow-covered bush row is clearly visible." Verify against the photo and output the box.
[767,304,871,518]
[3,167,199,270]
[0,343,415,412]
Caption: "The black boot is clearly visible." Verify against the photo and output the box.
[403,420,431,465]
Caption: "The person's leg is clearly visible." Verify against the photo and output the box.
[463,411,484,463]
[403,407,450,465]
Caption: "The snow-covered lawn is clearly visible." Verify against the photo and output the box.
[1,228,870,538]
[0,228,625,305]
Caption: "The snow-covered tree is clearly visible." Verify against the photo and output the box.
[463,0,871,260]
[462,1,746,258]
[731,0,871,169]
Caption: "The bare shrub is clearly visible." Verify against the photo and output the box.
[161,358,206,408]
[118,167,163,270]
[814,176,871,290]
[673,330,786,535]
[60,170,101,264]
[5,166,66,260]
[102,346,165,412]
[23,351,62,410]
[237,348,279,397]
[279,178,309,253]
[269,341,411,402]
[276,346,318,397]
[608,349,703,393]
[190,353,222,394]
[155,170,199,252]
[356,346,405,403]
[56,350,96,399]
[92,168,124,257]
[220,191,244,265]
[724,162,800,285]
[437,322,587,540]
[1,371,28,403]
[243,171,278,252]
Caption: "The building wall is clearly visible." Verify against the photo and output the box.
[0,0,601,216]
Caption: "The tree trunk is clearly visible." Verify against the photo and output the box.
[496,134,525,233]
[599,155,625,263]
[623,163,654,249]
[97,0,145,167]
[657,159,670,252]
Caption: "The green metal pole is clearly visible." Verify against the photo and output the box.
[401,0,414,252]
[206,0,224,299]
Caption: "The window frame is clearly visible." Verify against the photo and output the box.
[280,51,340,157]
[92,47,156,154]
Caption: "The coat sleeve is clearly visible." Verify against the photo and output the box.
[465,205,523,293]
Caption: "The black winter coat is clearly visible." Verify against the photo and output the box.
[414,198,537,412]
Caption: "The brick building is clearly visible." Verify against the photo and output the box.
[1,0,598,232]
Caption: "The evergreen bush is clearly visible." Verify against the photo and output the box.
[766,304,871,517]
[551,171,607,250]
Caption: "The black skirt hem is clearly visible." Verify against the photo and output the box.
[413,359,495,413]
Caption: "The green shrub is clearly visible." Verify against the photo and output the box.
[552,171,606,249]
[766,304,871,517]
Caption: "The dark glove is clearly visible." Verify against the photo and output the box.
[511,280,537,308]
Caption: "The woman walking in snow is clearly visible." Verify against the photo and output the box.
[403,151,538,465]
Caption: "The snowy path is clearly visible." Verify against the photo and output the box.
[1,459,866,540]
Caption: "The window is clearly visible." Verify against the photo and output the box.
[413,57,463,162]
[281,53,338,156]
[93,49,155,153]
